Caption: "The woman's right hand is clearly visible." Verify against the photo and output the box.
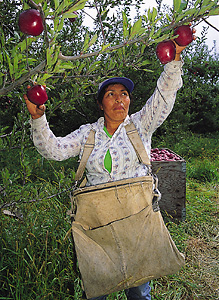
[24,86,46,119]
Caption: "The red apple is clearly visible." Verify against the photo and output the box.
[18,9,44,36]
[174,25,193,46]
[69,11,78,23]
[156,40,176,64]
[151,148,181,161]
[27,85,48,105]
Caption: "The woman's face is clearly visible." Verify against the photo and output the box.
[100,84,130,124]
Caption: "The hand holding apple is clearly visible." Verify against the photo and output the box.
[156,25,196,63]
[24,85,47,120]
[156,40,176,64]
[174,25,194,46]
[27,85,48,105]
[174,26,196,61]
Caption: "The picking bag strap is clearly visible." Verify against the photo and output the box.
[75,129,95,181]
[75,122,151,182]
[125,122,151,166]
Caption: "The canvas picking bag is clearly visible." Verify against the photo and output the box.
[70,123,185,299]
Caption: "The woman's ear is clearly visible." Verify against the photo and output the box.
[97,100,103,110]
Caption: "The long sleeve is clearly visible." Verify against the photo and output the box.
[132,60,183,136]
[30,114,91,161]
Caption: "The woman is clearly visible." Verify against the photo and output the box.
[25,41,190,300]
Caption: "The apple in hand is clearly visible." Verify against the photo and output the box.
[18,9,44,36]
[156,40,176,64]
[27,85,48,106]
[174,25,193,46]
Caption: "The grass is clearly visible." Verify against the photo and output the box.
[0,131,219,299]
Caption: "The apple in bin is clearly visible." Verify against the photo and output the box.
[156,40,176,64]
[151,148,181,161]
[18,9,44,36]
[27,85,48,106]
[174,25,193,46]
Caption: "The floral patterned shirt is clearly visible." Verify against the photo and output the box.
[31,60,183,186]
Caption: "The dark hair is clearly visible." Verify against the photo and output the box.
[97,83,133,104]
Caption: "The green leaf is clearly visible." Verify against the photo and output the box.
[47,47,54,67]
[152,7,157,22]
[82,33,97,53]
[143,68,153,72]
[13,53,18,74]
[87,33,98,49]
[54,0,60,10]
[152,27,162,39]
[64,0,88,14]
[58,17,65,31]
[199,1,217,14]
[23,2,30,10]
[208,5,219,15]
[129,17,142,39]
[6,52,13,78]
[54,17,59,32]
[201,0,212,6]
[88,61,100,73]
[180,0,188,11]
[52,45,61,65]
[177,7,197,18]
[174,0,181,12]
[143,15,148,23]
[101,43,111,52]
[62,12,78,19]
[153,33,170,43]
[166,13,172,22]
[60,62,75,69]
[194,0,202,7]
[56,0,68,14]
[122,11,129,39]
[32,0,42,4]
[141,59,151,65]
[147,9,153,22]
[70,0,87,11]
[149,26,155,38]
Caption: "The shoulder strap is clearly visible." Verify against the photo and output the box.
[125,123,151,166]
[74,122,151,182]
[75,129,95,181]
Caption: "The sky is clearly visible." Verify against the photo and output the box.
[84,0,219,53]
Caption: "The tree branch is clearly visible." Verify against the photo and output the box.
[202,17,219,32]
[94,0,106,44]
[0,13,212,96]
[0,61,46,96]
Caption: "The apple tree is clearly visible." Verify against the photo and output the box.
[0,0,219,206]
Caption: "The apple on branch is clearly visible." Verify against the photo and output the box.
[18,9,44,36]
[174,25,194,46]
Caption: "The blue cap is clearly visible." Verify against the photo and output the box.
[98,77,134,97]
